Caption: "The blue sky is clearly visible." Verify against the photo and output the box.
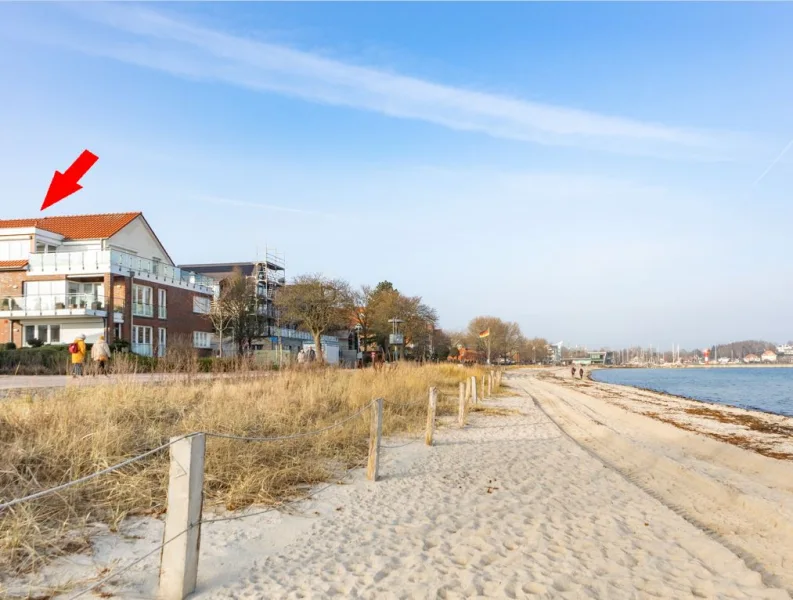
[1,2,792,349]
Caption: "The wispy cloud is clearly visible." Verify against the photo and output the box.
[753,136,793,186]
[5,3,754,161]
[199,195,336,219]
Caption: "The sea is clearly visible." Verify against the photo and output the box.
[591,367,793,417]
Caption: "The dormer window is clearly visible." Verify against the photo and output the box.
[35,243,57,253]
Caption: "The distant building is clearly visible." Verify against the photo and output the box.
[717,357,730,365]
[743,353,760,363]
[761,350,778,363]
[776,344,793,356]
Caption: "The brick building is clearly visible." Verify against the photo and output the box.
[0,212,214,356]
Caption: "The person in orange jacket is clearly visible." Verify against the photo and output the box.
[69,334,87,377]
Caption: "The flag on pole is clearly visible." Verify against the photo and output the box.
[479,328,490,338]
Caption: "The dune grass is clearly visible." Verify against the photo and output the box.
[0,363,484,577]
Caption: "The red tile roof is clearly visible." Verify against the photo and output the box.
[0,213,141,240]
[0,260,28,270]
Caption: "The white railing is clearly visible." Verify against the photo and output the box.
[27,250,111,273]
[27,249,215,291]
[269,327,338,344]
[131,343,153,357]
[132,302,154,318]
[0,293,108,313]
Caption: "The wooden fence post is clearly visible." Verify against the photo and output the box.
[159,434,205,600]
[367,398,384,481]
[426,387,438,446]
[480,376,485,401]
[465,377,471,401]
[487,372,493,397]
[458,381,466,427]
[471,375,477,404]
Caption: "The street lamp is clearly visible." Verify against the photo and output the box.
[354,323,363,368]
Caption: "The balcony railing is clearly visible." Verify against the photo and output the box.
[159,306,167,319]
[132,302,154,318]
[268,327,338,344]
[28,251,111,273]
[131,343,153,357]
[27,249,215,291]
[0,293,107,312]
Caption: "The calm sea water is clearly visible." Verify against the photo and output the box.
[591,367,793,417]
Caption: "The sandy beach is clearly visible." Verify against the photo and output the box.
[5,369,792,599]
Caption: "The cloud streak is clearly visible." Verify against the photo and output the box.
[6,3,752,160]
[199,195,336,219]
[753,136,793,186]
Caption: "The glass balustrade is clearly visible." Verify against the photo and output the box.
[27,249,214,290]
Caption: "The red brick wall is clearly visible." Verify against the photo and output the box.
[1,270,212,354]
[0,269,28,346]
[116,277,213,356]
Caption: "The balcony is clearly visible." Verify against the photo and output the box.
[131,343,153,357]
[132,302,154,318]
[27,249,215,293]
[0,294,124,322]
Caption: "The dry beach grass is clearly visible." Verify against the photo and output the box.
[0,363,479,578]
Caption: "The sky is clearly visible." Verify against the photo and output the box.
[1,2,792,350]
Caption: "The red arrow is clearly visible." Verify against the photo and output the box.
[41,150,99,211]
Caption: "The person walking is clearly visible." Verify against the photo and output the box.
[69,334,87,378]
[571,364,576,378]
[91,335,111,376]
[579,367,584,379]
[297,348,306,367]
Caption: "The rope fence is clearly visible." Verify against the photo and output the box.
[1,370,504,600]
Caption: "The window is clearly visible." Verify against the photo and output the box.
[132,325,153,356]
[158,328,167,357]
[193,331,212,349]
[35,243,56,253]
[132,284,153,317]
[114,323,123,341]
[158,289,167,319]
[193,296,211,314]
[23,324,61,346]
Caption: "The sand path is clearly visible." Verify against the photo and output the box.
[511,370,793,594]
[194,375,791,599]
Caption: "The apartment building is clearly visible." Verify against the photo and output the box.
[0,212,215,357]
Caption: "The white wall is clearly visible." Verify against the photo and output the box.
[303,342,340,364]
[0,240,30,260]
[108,216,172,265]
[60,319,106,344]
[19,318,105,345]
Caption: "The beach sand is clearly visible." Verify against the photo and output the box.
[6,369,792,599]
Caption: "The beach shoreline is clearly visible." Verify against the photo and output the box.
[3,369,792,599]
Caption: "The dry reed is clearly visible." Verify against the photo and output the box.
[0,363,480,577]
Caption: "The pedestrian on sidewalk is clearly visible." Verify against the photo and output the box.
[69,334,87,378]
[91,335,112,376]
[579,367,584,379]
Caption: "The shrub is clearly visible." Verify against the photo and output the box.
[28,338,44,348]
[4,341,16,350]
[0,346,71,375]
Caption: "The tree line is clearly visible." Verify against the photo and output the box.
[208,270,547,364]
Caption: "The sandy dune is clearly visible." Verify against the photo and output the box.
[8,370,792,599]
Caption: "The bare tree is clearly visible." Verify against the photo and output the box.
[206,269,261,357]
[274,274,354,363]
